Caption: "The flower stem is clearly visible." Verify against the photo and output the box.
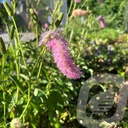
[1,55,6,126]
[11,16,27,67]
[19,82,31,119]
[36,24,39,47]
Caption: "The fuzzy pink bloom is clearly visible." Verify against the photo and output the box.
[34,9,39,15]
[44,23,49,29]
[75,0,81,3]
[97,15,106,28]
[39,30,82,79]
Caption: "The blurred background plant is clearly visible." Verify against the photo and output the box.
[0,0,128,128]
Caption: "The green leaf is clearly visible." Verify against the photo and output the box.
[46,91,64,111]
[121,121,128,128]
[30,102,39,114]
[20,74,29,80]
[34,88,38,96]
[10,76,24,93]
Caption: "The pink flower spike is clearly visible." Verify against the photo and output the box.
[97,15,106,28]
[39,30,82,79]
[44,23,49,29]
[34,9,39,15]
[74,0,81,3]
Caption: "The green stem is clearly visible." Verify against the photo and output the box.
[31,47,46,75]
[1,55,6,126]
[81,1,87,8]
[69,28,74,43]
[3,91,6,127]
[37,61,42,79]
[11,16,27,67]
[19,82,31,119]
[15,56,20,78]
[15,88,19,105]
[10,21,20,108]
[72,1,77,14]
[67,0,73,16]
[19,97,31,119]
[35,24,39,47]
[5,23,14,49]
[64,0,76,34]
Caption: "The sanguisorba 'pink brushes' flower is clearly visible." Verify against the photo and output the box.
[39,30,82,79]
[75,0,81,3]
[97,15,106,28]
[44,23,49,29]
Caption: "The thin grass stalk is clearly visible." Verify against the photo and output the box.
[64,0,76,33]
[35,24,39,47]
[1,55,6,127]
[37,61,43,79]
[11,17,26,67]
[19,81,31,119]
[32,47,46,75]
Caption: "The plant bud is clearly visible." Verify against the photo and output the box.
[9,25,15,39]
[3,2,13,16]
[54,12,64,28]
[29,8,38,23]
[0,37,6,55]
